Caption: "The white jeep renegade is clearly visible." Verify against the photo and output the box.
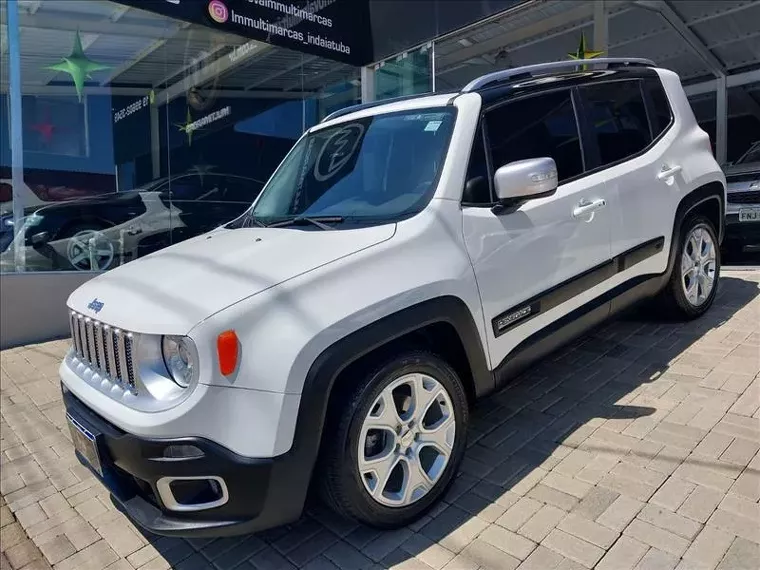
[60,58,725,537]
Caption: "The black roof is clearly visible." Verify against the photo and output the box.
[321,58,660,123]
[477,66,661,107]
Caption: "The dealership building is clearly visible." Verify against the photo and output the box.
[1,0,759,347]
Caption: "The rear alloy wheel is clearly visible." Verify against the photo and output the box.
[320,351,468,528]
[680,224,718,307]
[660,215,720,319]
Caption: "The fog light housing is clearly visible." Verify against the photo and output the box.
[156,476,228,511]
[162,445,204,459]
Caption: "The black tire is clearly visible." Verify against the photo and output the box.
[319,350,469,529]
[659,215,720,320]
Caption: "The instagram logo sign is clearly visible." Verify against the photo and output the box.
[208,0,229,23]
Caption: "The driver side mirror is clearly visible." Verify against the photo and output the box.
[493,157,558,212]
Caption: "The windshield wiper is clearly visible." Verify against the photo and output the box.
[242,215,266,228]
[267,216,345,230]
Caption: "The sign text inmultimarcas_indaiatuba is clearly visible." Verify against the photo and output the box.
[113,0,372,66]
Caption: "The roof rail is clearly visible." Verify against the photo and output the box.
[461,58,656,93]
[321,92,435,123]
[319,58,656,124]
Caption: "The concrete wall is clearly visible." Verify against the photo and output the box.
[0,272,99,349]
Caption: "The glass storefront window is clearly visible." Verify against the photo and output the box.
[688,83,760,168]
[727,82,760,167]
[1,0,360,273]
[375,43,432,101]
[688,91,717,158]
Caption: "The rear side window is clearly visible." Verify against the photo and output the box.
[580,80,652,167]
[484,90,584,183]
[646,77,673,137]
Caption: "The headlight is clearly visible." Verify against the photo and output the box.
[2,214,43,229]
[26,214,43,227]
[162,335,196,388]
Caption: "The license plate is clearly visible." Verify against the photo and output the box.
[739,208,760,222]
[66,414,102,477]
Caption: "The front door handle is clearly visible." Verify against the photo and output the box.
[573,198,606,218]
[657,164,682,180]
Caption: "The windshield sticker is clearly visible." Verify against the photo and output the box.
[314,123,365,182]
[403,112,447,122]
[424,121,442,132]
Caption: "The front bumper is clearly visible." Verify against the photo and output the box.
[62,385,307,537]
[724,213,760,251]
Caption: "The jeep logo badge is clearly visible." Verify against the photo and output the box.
[87,298,104,314]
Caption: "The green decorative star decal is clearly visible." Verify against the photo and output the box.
[567,32,604,70]
[175,107,198,146]
[45,30,110,102]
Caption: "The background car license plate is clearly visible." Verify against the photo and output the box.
[739,208,760,222]
[66,414,103,476]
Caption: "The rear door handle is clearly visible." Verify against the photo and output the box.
[573,198,606,218]
[657,165,682,180]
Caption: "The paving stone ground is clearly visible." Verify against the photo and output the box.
[1,270,759,570]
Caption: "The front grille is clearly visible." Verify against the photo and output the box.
[69,312,136,390]
[727,191,760,204]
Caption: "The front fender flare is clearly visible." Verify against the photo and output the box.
[273,296,491,519]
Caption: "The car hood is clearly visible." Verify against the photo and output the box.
[67,224,396,334]
[0,204,43,220]
[0,191,144,218]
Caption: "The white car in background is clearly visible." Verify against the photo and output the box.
[1,173,263,272]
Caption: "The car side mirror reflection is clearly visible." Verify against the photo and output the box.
[31,231,50,247]
[493,157,558,213]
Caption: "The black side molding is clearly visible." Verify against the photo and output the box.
[492,236,665,337]
[493,272,663,387]
[490,181,725,388]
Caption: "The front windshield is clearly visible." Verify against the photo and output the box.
[736,141,760,166]
[248,107,456,224]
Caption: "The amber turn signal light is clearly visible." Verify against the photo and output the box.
[217,330,239,376]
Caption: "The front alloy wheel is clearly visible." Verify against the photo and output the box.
[319,351,468,528]
[358,373,456,508]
